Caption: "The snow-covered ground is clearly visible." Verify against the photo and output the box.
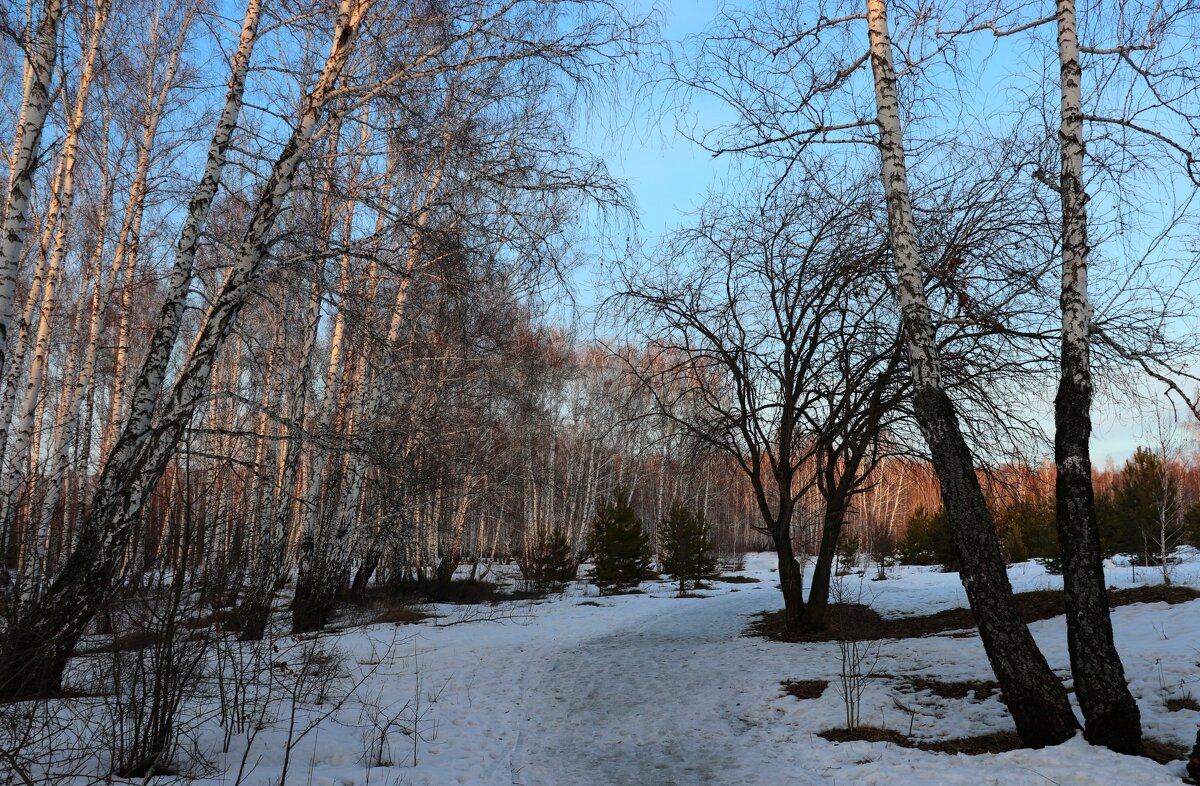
[33,552,1200,785]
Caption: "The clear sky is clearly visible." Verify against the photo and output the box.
[576,0,1194,465]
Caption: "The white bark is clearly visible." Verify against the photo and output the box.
[865,0,942,392]
[0,0,65,384]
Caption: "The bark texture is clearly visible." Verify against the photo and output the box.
[1188,727,1200,782]
[1052,0,1142,753]
[865,0,1077,747]
[0,0,65,383]
[0,0,372,700]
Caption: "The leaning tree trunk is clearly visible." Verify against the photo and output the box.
[1051,0,1142,754]
[0,0,373,700]
[865,0,1078,747]
[0,0,65,385]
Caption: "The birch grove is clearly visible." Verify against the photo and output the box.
[0,0,653,699]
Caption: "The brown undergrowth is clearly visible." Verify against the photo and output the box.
[750,584,1200,643]
[818,726,1022,755]
[818,727,1187,762]
[781,679,828,700]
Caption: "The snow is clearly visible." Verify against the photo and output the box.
[27,552,1200,785]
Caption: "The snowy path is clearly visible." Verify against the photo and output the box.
[513,583,808,786]
[164,553,1197,785]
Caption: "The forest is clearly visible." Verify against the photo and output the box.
[1,0,1200,784]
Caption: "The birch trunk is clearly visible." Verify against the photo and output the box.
[0,0,376,700]
[0,0,65,384]
[1051,0,1142,753]
[3,0,112,589]
[864,0,1077,747]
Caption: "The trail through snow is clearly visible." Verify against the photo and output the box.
[515,585,794,786]
[44,553,1198,785]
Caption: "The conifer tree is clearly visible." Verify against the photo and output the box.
[658,500,717,596]
[519,528,578,591]
[587,489,651,595]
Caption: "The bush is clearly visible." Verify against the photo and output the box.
[836,532,861,575]
[897,506,957,570]
[518,528,578,591]
[994,495,1058,564]
[586,489,652,594]
[658,500,717,596]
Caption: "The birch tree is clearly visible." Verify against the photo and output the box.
[674,0,1081,743]
[865,0,1077,742]
[0,0,64,384]
[937,0,1200,752]
[0,0,273,698]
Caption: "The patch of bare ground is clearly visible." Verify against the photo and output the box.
[781,679,828,700]
[716,574,762,584]
[750,584,1200,643]
[883,675,998,702]
[1166,696,1200,712]
[368,598,434,626]
[820,727,1186,762]
[1138,738,1190,765]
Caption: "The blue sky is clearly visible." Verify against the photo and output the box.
[574,0,1194,464]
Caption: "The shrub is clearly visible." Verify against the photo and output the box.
[994,495,1058,564]
[897,506,957,570]
[658,500,717,596]
[586,489,652,594]
[836,532,861,575]
[518,528,578,591]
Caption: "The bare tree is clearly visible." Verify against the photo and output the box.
[670,0,1081,745]
[615,176,890,630]
[0,0,65,383]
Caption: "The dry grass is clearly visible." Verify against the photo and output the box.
[781,679,828,700]
[1138,738,1190,765]
[889,675,999,702]
[750,584,1200,643]
[1167,696,1200,712]
[716,574,762,584]
[369,599,433,626]
[819,726,911,746]
[819,726,1185,762]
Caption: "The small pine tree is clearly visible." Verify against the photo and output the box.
[518,528,578,591]
[836,532,861,575]
[897,506,957,570]
[587,489,652,595]
[658,500,718,596]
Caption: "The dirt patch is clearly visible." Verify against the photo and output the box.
[1138,738,1190,765]
[918,730,1022,755]
[820,727,1183,762]
[781,679,828,700]
[820,726,911,746]
[716,574,762,584]
[750,584,1200,643]
[1167,696,1200,712]
[889,675,998,702]
[369,599,433,626]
